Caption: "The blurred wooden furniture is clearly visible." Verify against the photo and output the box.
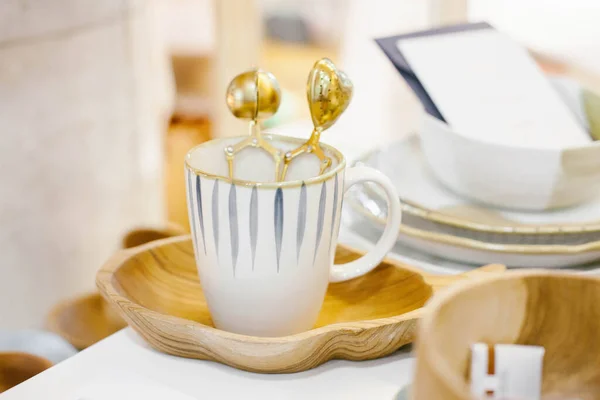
[212,0,261,138]
[0,352,52,393]
[165,0,338,131]
[262,41,338,122]
[166,117,211,230]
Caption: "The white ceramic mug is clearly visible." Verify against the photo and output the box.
[185,135,401,336]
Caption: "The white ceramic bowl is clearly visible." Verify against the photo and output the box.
[420,77,600,211]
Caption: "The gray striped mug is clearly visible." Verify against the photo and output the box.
[185,134,402,336]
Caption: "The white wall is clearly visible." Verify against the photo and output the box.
[0,0,171,328]
[470,0,600,73]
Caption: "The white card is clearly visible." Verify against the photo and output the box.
[397,28,591,149]
[471,343,544,400]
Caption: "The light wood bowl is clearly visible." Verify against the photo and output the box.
[47,226,187,350]
[121,223,187,249]
[97,235,504,373]
[413,271,600,400]
[0,352,52,392]
[46,291,127,350]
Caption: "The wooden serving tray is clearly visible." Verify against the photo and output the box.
[96,236,503,373]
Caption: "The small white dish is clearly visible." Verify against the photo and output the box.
[347,134,600,268]
[420,77,600,211]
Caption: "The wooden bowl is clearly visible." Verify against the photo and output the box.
[0,352,52,392]
[121,224,187,249]
[46,292,127,350]
[97,236,504,373]
[413,271,600,400]
[47,226,186,350]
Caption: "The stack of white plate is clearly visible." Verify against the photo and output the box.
[344,78,600,273]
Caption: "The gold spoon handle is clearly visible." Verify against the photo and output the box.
[224,69,282,181]
[279,128,332,181]
[225,121,283,180]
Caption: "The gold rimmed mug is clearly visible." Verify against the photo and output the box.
[185,134,402,336]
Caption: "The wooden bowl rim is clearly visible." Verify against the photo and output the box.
[97,235,426,344]
[120,223,188,249]
[46,291,103,350]
[418,270,600,397]
[46,290,125,350]
[0,351,53,368]
[0,352,53,393]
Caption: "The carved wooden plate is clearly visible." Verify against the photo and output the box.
[97,236,503,373]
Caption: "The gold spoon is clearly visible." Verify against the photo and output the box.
[280,58,353,181]
[224,69,282,180]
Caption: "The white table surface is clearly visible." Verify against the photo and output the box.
[2,329,414,399]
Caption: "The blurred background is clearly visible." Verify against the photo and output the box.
[0,0,599,345]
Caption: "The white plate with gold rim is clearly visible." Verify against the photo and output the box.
[340,211,600,274]
[347,134,600,268]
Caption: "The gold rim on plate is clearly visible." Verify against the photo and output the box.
[346,194,600,256]
[353,147,600,236]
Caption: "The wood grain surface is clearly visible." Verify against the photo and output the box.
[413,271,600,400]
[97,235,503,373]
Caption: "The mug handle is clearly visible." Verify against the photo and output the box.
[330,166,402,282]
